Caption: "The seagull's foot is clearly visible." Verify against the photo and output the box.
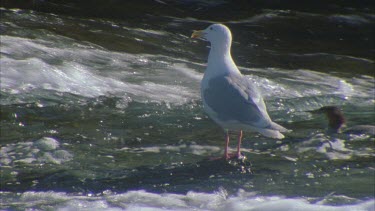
[207,153,245,161]
[227,153,246,160]
[203,153,252,174]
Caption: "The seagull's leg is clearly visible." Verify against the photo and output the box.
[236,130,243,158]
[224,130,230,160]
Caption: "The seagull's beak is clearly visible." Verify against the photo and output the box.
[191,30,205,39]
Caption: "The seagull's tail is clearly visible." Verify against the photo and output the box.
[240,122,289,139]
[258,129,285,139]
[270,122,289,133]
[256,122,290,139]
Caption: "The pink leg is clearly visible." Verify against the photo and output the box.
[236,130,243,158]
[224,130,230,160]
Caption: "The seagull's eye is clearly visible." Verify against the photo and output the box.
[209,27,213,30]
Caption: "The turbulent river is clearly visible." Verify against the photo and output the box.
[0,1,374,210]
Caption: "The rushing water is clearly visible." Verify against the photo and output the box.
[0,1,374,210]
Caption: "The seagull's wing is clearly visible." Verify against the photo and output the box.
[203,74,272,128]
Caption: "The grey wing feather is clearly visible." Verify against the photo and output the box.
[203,74,272,127]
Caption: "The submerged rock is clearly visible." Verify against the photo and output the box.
[34,137,60,151]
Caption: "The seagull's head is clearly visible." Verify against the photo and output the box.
[191,24,232,48]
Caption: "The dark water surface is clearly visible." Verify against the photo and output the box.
[1,1,374,210]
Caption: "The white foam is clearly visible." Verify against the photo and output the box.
[329,14,371,25]
[133,28,169,36]
[1,190,373,211]
[0,137,73,166]
[241,67,374,100]
[229,11,372,27]
[238,67,375,122]
[227,10,290,24]
[0,35,200,105]
[172,63,203,81]
[119,144,221,156]
[1,33,373,117]
[296,133,374,160]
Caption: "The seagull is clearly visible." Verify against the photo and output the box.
[191,24,288,160]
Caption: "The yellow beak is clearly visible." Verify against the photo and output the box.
[191,30,204,39]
